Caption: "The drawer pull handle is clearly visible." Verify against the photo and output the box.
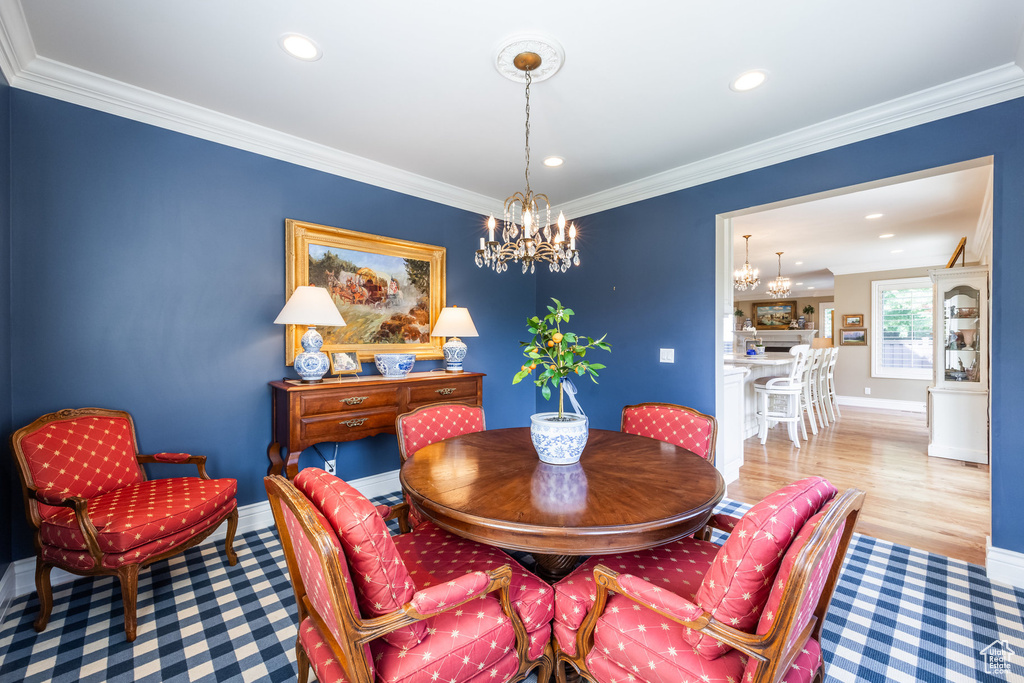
[435,388,457,396]
[342,418,367,428]
[341,396,368,405]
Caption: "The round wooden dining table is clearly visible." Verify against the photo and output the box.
[399,427,725,582]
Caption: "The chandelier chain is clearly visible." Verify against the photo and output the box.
[524,69,531,195]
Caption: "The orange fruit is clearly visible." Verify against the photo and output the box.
[547,340,554,347]
[530,363,537,369]
[552,333,563,343]
[550,364,557,370]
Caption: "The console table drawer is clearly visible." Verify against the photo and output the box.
[299,386,397,416]
[300,410,398,442]
[408,379,478,406]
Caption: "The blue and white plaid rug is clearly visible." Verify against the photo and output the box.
[0,495,1021,683]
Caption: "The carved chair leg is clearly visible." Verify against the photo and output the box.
[117,564,141,642]
[554,659,567,683]
[296,640,311,683]
[224,508,239,566]
[33,559,53,633]
[535,648,554,683]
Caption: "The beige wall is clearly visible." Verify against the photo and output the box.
[832,265,938,402]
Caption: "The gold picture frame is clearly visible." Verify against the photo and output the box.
[284,219,445,365]
[752,300,798,330]
[839,328,868,346]
[842,314,863,327]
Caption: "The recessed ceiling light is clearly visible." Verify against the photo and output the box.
[807,286,815,290]
[280,33,322,61]
[865,213,884,220]
[543,156,564,167]
[891,249,904,253]
[730,70,768,92]
[794,261,803,265]
[879,234,894,239]
[795,282,804,285]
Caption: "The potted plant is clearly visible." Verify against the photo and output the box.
[514,299,611,464]
[802,304,815,329]
[734,307,745,330]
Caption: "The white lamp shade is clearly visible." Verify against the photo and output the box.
[430,306,478,338]
[274,286,346,326]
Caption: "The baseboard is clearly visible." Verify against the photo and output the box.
[986,537,1024,589]
[0,561,15,626]
[836,395,927,413]
[927,443,988,464]
[10,468,403,599]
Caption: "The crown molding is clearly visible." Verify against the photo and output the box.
[1,1,1022,222]
[560,63,1024,220]
[828,258,948,276]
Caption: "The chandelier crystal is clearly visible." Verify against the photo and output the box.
[733,234,760,290]
[476,51,578,275]
[767,251,792,298]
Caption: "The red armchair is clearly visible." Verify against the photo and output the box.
[266,468,554,683]
[9,408,238,641]
[552,477,864,683]
[621,402,718,464]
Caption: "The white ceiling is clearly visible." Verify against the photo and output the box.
[0,2,1023,218]
[731,162,992,300]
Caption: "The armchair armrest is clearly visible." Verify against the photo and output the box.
[28,485,105,563]
[578,564,771,663]
[409,571,491,616]
[376,502,412,534]
[137,453,210,479]
[706,512,742,534]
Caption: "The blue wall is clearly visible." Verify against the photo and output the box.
[538,96,1024,555]
[6,90,537,557]
[0,70,13,577]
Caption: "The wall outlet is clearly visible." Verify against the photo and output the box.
[864,387,871,395]
[324,458,337,475]
[660,348,675,363]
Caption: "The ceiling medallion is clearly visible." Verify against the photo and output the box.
[494,35,564,83]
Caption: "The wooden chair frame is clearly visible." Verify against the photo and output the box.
[620,402,718,466]
[9,407,238,641]
[265,474,553,683]
[554,488,865,683]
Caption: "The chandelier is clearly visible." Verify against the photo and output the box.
[476,45,578,275]
[733,234,760,290]
[767,251,792,298]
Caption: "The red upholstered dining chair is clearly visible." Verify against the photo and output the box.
[266,469,554,683]
[551,477,864,683]
[620,402,718,465]
[395,402,485,527]
[9,407,238,641]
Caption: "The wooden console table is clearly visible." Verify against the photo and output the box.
[267,371,484,479]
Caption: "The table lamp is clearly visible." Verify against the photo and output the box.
[430,306,479,373]
[274,285,346,383]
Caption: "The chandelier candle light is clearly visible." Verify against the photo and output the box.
[767,251,792,298]
[430,305,479,373]
[734,234,760,291]
[477,40,579,275]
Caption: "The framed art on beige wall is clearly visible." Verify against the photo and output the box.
[284,219,446,364]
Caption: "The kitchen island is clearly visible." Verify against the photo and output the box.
[724,352,795,438]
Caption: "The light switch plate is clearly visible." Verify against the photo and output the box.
[659,348,675,363]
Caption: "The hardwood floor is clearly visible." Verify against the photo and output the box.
[728,406,990,565]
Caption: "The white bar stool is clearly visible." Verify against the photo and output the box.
[826,346,841,420]
[754,344,811,448]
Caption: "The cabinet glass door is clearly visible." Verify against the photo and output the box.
[942,285,980,382]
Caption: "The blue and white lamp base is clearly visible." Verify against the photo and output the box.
[294,326,330,383]
[442,337,468,373]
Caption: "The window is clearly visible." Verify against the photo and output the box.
[871,277,933,379]
[821,302,835,339]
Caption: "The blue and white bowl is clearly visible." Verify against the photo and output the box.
[374,353,416,379]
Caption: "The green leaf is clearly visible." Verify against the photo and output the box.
[541,384,551,401]
[589,363,606,370]
[563,308,574,316]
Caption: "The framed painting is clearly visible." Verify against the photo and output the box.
[284,219,446,364]
[752,300,797,329]
[329,351,362,376]
[839,328,868,346]
[842,314,864,327]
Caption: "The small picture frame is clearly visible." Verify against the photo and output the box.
[842,314,864,327]
[329,351,362,376]
[839,328,868,346]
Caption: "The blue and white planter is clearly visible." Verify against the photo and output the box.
[374,353,416,379]
[530,412,589,465]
